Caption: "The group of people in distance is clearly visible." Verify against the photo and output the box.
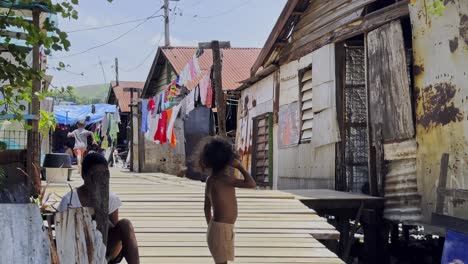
[60,121,256,264]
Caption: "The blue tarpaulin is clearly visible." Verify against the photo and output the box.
[54,104,117,125]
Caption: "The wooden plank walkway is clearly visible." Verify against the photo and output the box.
[49,169,342,264]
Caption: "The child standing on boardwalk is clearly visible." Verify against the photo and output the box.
[200,137,256,264]
[68,120,97,174]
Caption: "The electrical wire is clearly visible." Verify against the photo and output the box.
[190,0,251,19]
[66,14,164,34]
[52,6,164,59]
[121,33,163,72]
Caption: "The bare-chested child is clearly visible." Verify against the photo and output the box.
[200,137,256,264]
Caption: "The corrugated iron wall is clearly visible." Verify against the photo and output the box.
[383,139,422,222]
[410,0,468,222]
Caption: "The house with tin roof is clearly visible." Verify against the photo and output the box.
[106,81,144,151]
[134,46,261,177]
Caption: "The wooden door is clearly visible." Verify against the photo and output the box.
[367,20,415,196]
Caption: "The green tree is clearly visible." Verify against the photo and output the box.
[0,0,112,132]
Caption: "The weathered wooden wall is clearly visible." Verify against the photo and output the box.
[55,208,106,264]
[258,0,410,69]
[367,20,421,223]
[274,44,338,190]
[236,74,275,180]
[410,0,468,223]
[0,204,51,264]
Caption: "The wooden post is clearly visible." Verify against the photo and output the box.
[198,41,231,136]
[435,153,450,214]
[123,87,141,172]
[27,9,42,194]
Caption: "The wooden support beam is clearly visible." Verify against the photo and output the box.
[26,9,41,196]
[435,153,449,214]
[198,40,231,137]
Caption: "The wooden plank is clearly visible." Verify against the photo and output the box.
[48,169,342,262]
[55,208,107,264]
[138,257,343,263]
[367,20,414,141]
[435,153,450,213]
[0,204,51,264]
[281,1,410,64]
[293,0,372,42]
[138,246,338,258]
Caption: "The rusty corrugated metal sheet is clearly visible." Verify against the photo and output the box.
[410,0,468,222]
[110,81,144,112]
[383,139,422,223]
[161,47,261,90]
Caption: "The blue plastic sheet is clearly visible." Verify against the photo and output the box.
[54,104,117,125]
[441,230,468,264]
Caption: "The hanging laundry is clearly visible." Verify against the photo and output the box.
[148,97,155,115]
[185,90,195,115]
[194,85,202,106]
[166,104,181,145]
[145,112,159,141]
[199,74,209,105]
[154,110,168,144]
[101,135,109,150]
[141,99,149,133]
[166,79,180,101]
[206,84,213,108]
[101,113,109,137]
[109,117,119,142]
[114,107,121,124]
[189,55,202,79]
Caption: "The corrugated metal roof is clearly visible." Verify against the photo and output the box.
[111,81,144,112]
[161,47,261,90]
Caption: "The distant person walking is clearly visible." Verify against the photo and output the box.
[68,120,97,174]
[199,137,256,264]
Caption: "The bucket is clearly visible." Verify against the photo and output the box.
[45,168,68,183]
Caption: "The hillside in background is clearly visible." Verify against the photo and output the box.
[74,83,109,103]
[59,83,110,105]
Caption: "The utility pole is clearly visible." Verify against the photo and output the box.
[98,57,107,83]
[198,41,231,137]
[115,58,119,86]
[164,0,170,46]
[163,0,179,47]
[123,87,141,172]
[27,9,42,192]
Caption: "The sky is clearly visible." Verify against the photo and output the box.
[48,0,287,89]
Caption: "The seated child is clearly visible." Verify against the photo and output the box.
[57,153,140,264]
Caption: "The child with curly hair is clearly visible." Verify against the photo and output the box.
[199,136,256,264]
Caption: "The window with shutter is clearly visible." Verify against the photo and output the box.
[299,67,313,142]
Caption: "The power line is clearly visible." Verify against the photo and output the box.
[66,14,164,34]
[122,34,164,72]
[52,6,164,59]
[190,0,251,19]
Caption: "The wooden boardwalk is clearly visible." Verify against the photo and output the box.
[49,169,342,263]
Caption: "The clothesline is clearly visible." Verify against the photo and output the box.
[140,53,215,148]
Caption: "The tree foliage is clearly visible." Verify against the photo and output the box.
[0,0,112,134]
